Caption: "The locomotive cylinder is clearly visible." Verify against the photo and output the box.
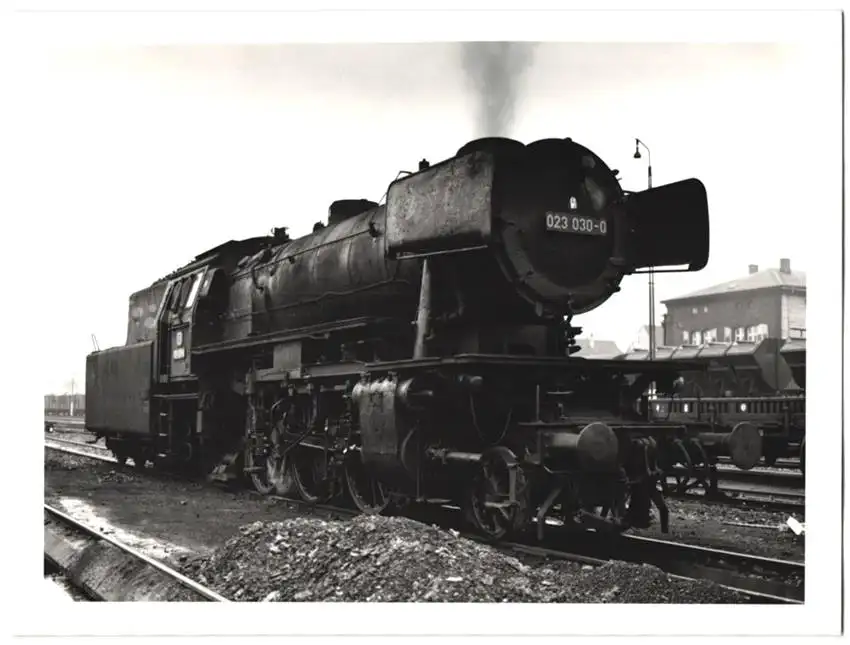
[543,422,620,471]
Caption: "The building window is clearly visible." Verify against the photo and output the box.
[734,327,745,342]
[703,305,708,313]
[692,330,703,345]
[682,330,690,344]
[691,307,698,315]
[746,326,756,342]
[723,327,732,342]
[704,328,717,343]
[754,323,769,341]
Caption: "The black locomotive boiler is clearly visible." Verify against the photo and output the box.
[85,137,761,540]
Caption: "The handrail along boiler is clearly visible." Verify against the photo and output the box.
[84,136,760,540]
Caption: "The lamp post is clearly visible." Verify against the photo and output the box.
[633,138,655,361]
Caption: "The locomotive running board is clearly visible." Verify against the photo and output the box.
[363,353,706,374]
[192,316,398,356]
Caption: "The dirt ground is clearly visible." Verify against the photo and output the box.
[44,448,325,567]
[632,498,804,561]
[44,444,804,570]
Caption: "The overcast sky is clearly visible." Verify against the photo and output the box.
[19,38,836,394]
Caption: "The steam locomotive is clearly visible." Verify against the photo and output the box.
[85,136,761,540]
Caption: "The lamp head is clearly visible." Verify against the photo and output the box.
[633,138,642,159]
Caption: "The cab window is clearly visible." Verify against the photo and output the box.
[184,273,204,310]
[168,280,184,312]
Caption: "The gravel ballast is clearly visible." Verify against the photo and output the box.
[181,515,747,603]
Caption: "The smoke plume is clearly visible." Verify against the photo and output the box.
[460,42,536,138]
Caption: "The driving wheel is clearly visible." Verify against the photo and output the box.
[345,454,395,515]
[464,446,529,541]
[248,421,295,496]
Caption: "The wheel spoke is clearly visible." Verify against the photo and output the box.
[345,457,393,516]
[293,449,333,504]
[249,434,294,496]
[465,448,527,542]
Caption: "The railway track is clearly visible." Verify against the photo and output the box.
[717,455,801,471]
[45,415,85,423]
[45,442,804,603]
[713,466,804,488]
[495,539,802,603]
[532,529,803,603]
[670,465,804,491]
[46,432,805,515]
[666,465,805,513]
[46,436,111,453]
[669,488,804,514]
[44,503,227,601]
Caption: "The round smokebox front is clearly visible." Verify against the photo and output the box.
[495,138,626,314]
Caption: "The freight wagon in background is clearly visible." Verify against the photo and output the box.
[44,393,86,418]
[617,337,806,471]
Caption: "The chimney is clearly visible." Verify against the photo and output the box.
[779,258,791,274]
[748,264,758,274]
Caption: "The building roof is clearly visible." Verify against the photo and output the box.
[574,337,622,359]
[663,267,806,304]
[626,325,664,352]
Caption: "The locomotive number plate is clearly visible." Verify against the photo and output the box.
[545,211,608,236]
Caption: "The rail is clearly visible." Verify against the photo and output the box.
[44,503,228,602]
[45,443,803,603]
[614,533,803,603]
[498,535,803,604]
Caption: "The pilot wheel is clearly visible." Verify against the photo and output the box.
[464,446,529,542]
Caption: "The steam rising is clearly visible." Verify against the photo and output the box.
[460,42,537,138]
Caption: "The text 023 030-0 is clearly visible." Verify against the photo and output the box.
[545,212,608,236]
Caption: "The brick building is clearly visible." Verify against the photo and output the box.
[662,258,806,347]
